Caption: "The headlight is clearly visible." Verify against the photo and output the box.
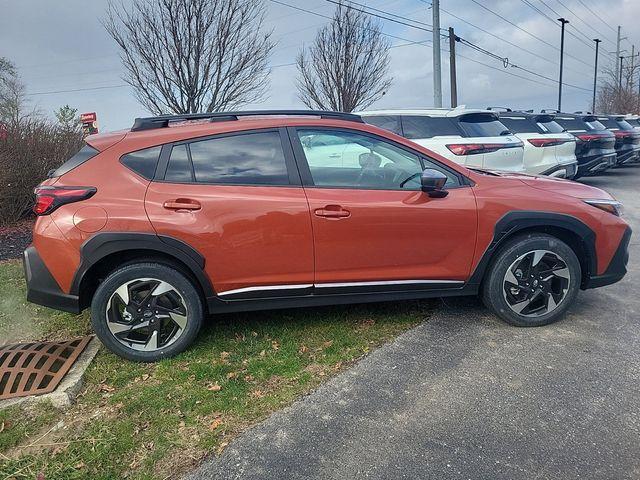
[583,199,624,216]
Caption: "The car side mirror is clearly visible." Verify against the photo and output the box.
[421,168,449,198]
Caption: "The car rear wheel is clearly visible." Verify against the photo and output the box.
[482,234,581,327]
[91,263,203,362]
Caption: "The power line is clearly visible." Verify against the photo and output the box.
[575,0,618,33]
[439,6,590,77]
[323,0,433,33]
[468,0,592,68]
[26,84,129,97]
[554,0,614,46]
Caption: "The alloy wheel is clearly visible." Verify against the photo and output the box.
[106,278,188,351]
[502,250,571,317]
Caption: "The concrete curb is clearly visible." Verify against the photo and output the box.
[0,336,101,410]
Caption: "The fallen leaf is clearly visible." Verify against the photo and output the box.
[141,374,150,381]
[251,331,258,337]
[74,462,85,469]
[244,374,255,382]
[271,341,280,351]
[98,383,115,393]
[226,371,239,380]
[207,383,222,392]
[209,418,222,431]
[250,389,265,398]
[322,340,333,349]
[220,351,230,360]
[299,344,308,354]
[259,350,266,357]
[217,441,229,454]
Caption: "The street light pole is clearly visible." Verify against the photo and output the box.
[432,0,442,108]
[557,18,569,112]
[592,39,601,113]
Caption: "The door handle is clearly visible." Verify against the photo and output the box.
[314,205,351,218]
[163,199,202,211]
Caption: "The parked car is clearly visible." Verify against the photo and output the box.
[552,113,617,178]
[358,107,525,172]
[624,114,640,128]
[490,109,577,178]
[25,110,631,361]
[598,115,640,164]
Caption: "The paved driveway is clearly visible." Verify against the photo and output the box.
[187,167,640,480]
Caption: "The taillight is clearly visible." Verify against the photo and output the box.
[527,138,575,147]
[576,133,605,142]
[33,186,96,215]
[614,130,634,138]
[446,142,522,156]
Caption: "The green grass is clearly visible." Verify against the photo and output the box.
[0,259,431,479]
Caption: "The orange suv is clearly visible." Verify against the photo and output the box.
[24,111,631,361]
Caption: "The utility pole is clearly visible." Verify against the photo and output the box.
[557,18,569,112]
[449,27,458,108]
[615,26,627,85]
[619,56,624,91]
[432,0,442,108]
[630,45,635,90]
[592,38,601,114]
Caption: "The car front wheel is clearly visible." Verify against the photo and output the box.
[91,262,203,362]
[482,234,581,327]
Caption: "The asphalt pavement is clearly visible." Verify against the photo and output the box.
[186,166,640,480]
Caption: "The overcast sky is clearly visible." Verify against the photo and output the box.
[1,0,639,131]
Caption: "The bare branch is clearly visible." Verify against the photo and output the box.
[295,1,392,113]
[103,0,275,114]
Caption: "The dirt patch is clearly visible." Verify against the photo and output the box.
[0,218,34,260]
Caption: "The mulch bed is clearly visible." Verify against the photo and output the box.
[0,218,34,261]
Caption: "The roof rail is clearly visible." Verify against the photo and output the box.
[130,110,364,132]
[573,111,593,114]
[541,109,560,113]
[486,106,512,112]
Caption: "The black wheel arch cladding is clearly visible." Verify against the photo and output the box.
[468,211,597,288]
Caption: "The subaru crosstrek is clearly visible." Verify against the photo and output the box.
[24,111,631,361]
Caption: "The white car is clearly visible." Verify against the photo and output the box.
[358,107,525,172]
[493,110,577,178]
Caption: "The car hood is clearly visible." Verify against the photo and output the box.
[475,170,615,201]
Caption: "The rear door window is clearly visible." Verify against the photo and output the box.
[401,116,459,139]
[458,114,509,137]
[51,144,99,178]
[584,118,606,131]
[616,120,635,130]
[536,117,565,133]
[188,131,290,185]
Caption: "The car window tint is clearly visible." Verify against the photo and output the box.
[402,116,458,139]
[165,144,193,182]
[189,131,289,185]
[584,120,606,131]
[499,117,539,134]
[616,120,634,130]
[598,118,619,129]
[554,117,587,132]
[51,144,99,178]
[297,129,426,190]
[536,120,565,133]
[363,116,402,135]
[121,146,162,179]
[458,114,509,137]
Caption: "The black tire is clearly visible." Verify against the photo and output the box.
[91,262,203,362]
[481,233,581,327]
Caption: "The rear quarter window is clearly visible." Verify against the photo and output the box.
[121,146,162,179]
[499,117,539,134]
[457,114,509,137]
[401,116,459,139]
[363,116,402,135]
[50,144,99,177]
[554,117,586,132]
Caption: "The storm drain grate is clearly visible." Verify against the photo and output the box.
[0,336,92,400]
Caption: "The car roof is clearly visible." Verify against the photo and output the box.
[357,107,499,118]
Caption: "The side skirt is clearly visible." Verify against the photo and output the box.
[207,283,478,314]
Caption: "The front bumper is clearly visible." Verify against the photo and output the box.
[583,227,632,289]
[23,246,81,313]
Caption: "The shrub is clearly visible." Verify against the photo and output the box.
[0,119,83,225]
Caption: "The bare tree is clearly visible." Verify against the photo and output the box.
[295,1,392,112]
[0,57,27,127]
[104,0,275,114]
[596,59,640,114]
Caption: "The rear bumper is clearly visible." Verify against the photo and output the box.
[615,146,640,164]
[540,161,578,179]
[23,246,81,314]
[583,227,632,289]
[576,153,616,177]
